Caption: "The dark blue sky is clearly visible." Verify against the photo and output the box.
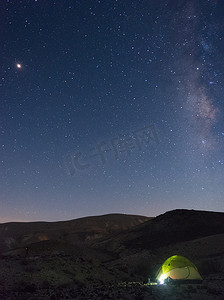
[1,0,224,222]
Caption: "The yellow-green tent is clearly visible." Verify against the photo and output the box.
[156,255,202,284]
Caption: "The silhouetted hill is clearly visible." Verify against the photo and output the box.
[0,213,150,254]
[94,209,224,253]
[1,209,224,299]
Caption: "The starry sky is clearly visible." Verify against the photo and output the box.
[1,0,224,222]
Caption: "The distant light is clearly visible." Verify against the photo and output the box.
[16,63,22,69]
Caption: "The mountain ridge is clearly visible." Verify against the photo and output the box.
[0,213,151,254]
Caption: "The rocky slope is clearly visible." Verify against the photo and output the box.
[1,209,224,299]
[0,213,150,255]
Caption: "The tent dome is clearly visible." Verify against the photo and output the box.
[156,255,202,284]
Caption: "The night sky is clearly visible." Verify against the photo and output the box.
[1,0,224,222]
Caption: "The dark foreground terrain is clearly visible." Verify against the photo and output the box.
[1,278,224,299]
[0,210,224,299]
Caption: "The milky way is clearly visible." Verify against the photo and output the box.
[173,1,220,154]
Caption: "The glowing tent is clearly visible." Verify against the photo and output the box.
[156,255,203,284]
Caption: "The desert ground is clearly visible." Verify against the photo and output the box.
[0,210,224,299]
